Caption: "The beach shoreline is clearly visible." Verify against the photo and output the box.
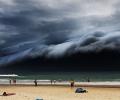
[0,81,120,88]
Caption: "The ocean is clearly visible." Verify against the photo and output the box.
[0,71,120,85]
[11,71,120,82]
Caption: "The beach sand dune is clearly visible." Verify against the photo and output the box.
[0,86,119,100]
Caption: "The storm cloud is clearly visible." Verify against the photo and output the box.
[1,0,120,66]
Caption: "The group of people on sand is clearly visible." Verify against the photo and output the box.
[9,79,16,85]
[33,78,90,87]
[50,80,56,85]
[8,78,90,87]
[33,79,57,86]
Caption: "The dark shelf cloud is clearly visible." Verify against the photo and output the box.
[0,0,120,70]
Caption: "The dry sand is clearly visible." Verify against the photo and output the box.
[0,85,119,100]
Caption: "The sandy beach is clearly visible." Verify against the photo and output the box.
[0,85,119,100]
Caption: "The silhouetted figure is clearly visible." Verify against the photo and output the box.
[53,80,56,84]
[9,79,11,85]
[87,78,90,82]
[13,79,16,85]
[34,80,37,86]
[50,80,53,85]
[70,80,75,88]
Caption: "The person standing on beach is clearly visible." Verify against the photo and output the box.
[34,80,38,86]
[50,80,53,85]
[87,78,90,82]
[9,79,11,85]
[53,80,56,85]
[70,80,75,88]
[13,79,16,85]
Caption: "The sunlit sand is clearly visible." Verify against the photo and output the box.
[0,85,120,100]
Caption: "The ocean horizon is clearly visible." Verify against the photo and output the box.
[0,71,120,82]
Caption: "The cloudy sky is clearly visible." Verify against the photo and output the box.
[0,0,120,67]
